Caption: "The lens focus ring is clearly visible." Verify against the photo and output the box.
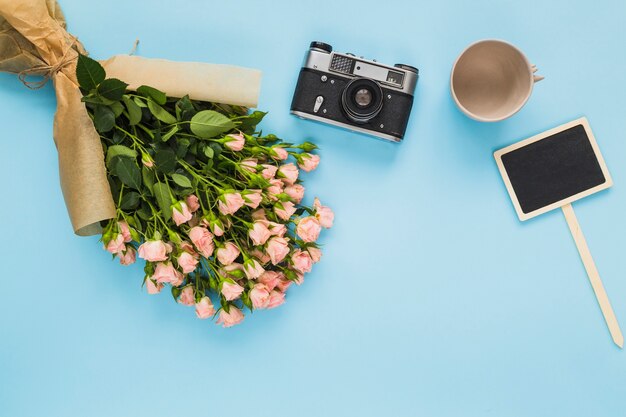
[341,78,384,124]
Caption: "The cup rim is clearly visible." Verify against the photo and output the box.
[450,39,535,122]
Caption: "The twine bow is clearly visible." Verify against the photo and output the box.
[17,35,79,90]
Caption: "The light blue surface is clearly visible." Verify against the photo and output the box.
[1,1,626,416]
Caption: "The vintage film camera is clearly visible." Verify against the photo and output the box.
[291,41,419,142]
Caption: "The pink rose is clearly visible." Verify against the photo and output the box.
[188,226,214,258]
[284,184,305,203]
[221,263,244,279]
[244,259,265,279]
[258,271,283,291]
[145,277,163,294]
[250,283,271,309]
[307,246,322,263]
[241,158,258,173]
[266,237,290,265]
[268,221,287,237]
[172,201,193,226]
[195,296,215,319]
[249,221,271,246]
[225,132,245,151]
[119,247,136,265]
[142,154,154,168]
[271,147,288,160]
[314,198,334,228]
[216,306,244,328]
[178,286,195,306]
[276,277,292,292]
[243,189,262,209]
[118,221,132,243]
[217,242,240,265]
[296,216,322,243]
[251,209,267,221]
[278,163,299,185]
[177,252,199,274]
[221,281,244,301]
[267,290,286,309]
[250,249,270,265]
[267,179,284,200]
[153,262,184,286]
[180,241,197,256]
[105,234,125,255]
[138,240,169,262]
[218,192,245,215]
[274,201,296,221]
[186,195,200,213]
[291,249,313,273]
[261,164,278,179]
[207,217,225,237]
[298,153,320,172]
[293,270,305,285]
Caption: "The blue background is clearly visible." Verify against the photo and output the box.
[1,0,626,415]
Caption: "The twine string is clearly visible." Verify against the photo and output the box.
[17,36,80,90]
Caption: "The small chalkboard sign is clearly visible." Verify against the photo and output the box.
[494,117,622,347]
[495,118,612,221]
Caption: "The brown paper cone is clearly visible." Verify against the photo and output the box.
[0,0,262,236]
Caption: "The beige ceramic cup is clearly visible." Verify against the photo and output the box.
[450,39,544,122]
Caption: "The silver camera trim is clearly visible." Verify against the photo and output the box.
[302,49,418,96]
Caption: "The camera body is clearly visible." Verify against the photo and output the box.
[290,41,419,142]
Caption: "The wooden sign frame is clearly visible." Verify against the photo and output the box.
[494,117,613,221]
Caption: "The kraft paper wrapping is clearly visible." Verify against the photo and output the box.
[0,0,262,236]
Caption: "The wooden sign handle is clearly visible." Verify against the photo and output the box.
[562,203,623,348]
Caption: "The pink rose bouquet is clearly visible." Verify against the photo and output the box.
[78,55,334,328]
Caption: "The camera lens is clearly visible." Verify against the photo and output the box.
[354,89,372,107]
[341,79,383,124]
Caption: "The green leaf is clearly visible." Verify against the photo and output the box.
[153,182,173,221]
[122,96,142,125]
[171,173,192,188]
[113,158,142,190]
[171,286,182,301]
[154,149,177,174]
[81,95,115,106]
[176,138,190,158]
[175,95,195,121]
[133,97,147,108]
[109,101,124,118]
[189,110,235,139]
[142,166,155,194]
[203,145,214,159]
[106,145,137,168]
[137,85,167,105]
[93,105,115,133]
[161,125,179,142]
[239,110,267,133]
[120,191,140,210]
[76,54,105,91]
[97,78,128,101]
[111,129,126,144]
[147,100,177,125]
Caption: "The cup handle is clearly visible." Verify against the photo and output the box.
[532,65,544,83]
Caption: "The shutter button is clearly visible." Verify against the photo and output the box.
[313,96,324,113]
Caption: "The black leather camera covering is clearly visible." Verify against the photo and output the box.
[290,68,414,140]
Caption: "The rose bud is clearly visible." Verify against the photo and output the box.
[266,237,290,265]
[224,132,245,151]
[138,240,169,262]
[314,197,334,228]
[216,306,244,328]
[218,192,245,215]
[249,221,271,246]
[195,297,216,319]
[216,242,240,265]
[277,163,299,185]
[250,283,271,309]
[178,286,195,306]
[185,195,201,213]
[291,249,313,273]
[274,201,296,221]
[298,153,320,172]
[271,147,288,160]
[296,216,322,243]
[188,226,214,258]
[221,281,244,301]
[119,247,136,265]
[177,251,199,274]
